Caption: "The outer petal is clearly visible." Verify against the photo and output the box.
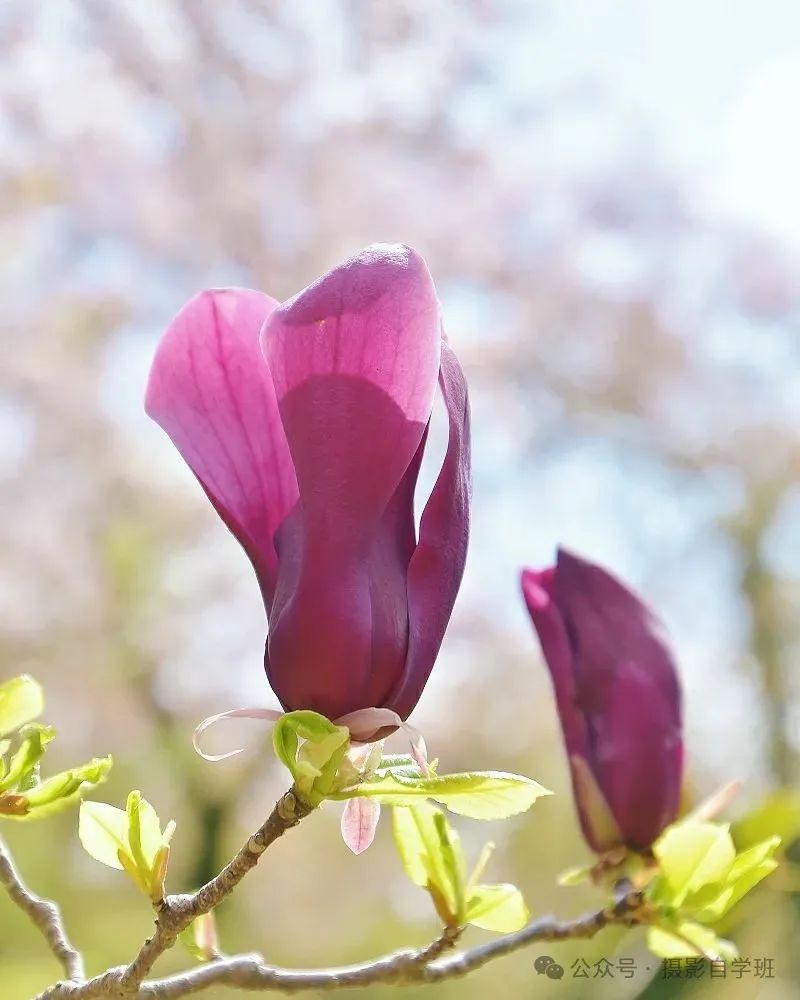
[388,344,472,720]
[552,548,683,848]
[262,245,441,718]
[552,548,681,722]
[521,566,590,764]
[522,565,608,850]
[591,664,683,849]
[146,289,298,603]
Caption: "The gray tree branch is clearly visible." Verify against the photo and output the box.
[17,784,646,1000]
[27,788,311,1000]
[0,835,85,982]
[34,891,645,998]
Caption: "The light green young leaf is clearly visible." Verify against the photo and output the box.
[557,865,593,887]
[79,801,129,870]
[733,792,800,850]
[9,756,112,821]
[435,810,466,922]
[0,676,44,737]
[296,729,350,797]
[467,841,495,890]
[392,802,464,924]
[80,793,175,899]
[126,791,168,872]
[0,725,55,793]
[393,804,430,888]
[647,921,738,961]
[337,770,550,819]
[688,836,781,922]
[392,803,529,930]
[273,711,344,767]
[465,883,529,932]
[652,819,736,906]
[379,754,416,770]
[273,710,350,804]
[134,794,166,865]
[126,792,175,899]
[0,740,10,782]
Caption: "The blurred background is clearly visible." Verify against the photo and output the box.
[1,2,799,998]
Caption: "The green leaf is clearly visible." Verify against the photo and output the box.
[134,793,165,866]
[652,819,736,906]
[392,802,465,924]
[392,803,529,931]
[435,809,466,922]
[0,740,10,782]
[11,756,112,821]
[273,711,344,767]
[295,730,350,797]
[647,921,738,961]
[379,754,416,770]
[79,801,129,870]
[688,836,781,922]
[273,711,350,805]
[337,770,550,819]
[467,841,495,889]
[649,818,781,934]
[126,791,156,877]
[557,865,593,887]
[80,794,175,899]
[465,884,529,932]
[0,725,55,793]
[393,804,430,888]
[733,792,800,850]
[0,676,44,736]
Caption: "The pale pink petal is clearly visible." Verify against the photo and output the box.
[336,708,429,773]
[192,706,284,762]
[341,797,381,854]
[688,780,743,822]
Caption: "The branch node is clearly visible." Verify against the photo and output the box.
[276,791,298,822]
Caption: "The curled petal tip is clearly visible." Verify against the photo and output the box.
[192,706,284,762]
[521,567,555,611]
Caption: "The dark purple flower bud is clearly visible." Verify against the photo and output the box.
[521,549,683,853]
[146,244,471,723]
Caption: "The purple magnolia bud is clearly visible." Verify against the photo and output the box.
[146,244,471,723]
[521,549,683,853]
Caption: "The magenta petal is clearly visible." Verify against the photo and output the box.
[525,548,684,852]
[262,245,443,718]
[591,663,683,850]
[521,566,590,765]
[552,548,680,716]
[146,289,298,603]
[341,797,381,854]
[388,343,472,720]
[264,244,441,428]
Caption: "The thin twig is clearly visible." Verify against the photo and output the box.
[33,789,313,999]
[423,889,648,982]
[0,835,85,981]
[34,891,646,998]
[120,790,313,987]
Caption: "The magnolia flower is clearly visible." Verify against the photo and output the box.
[147,244,471,727]
[521,549,683,853]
